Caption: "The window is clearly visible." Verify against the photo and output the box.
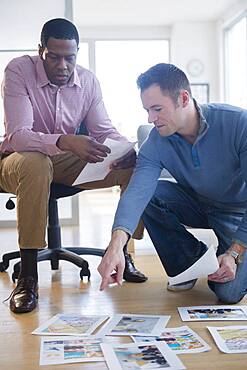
[224,14,247,108]
[76,42,89,70]
[0,40,169,141]
[95,40,169,140]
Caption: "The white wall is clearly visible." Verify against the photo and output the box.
[0,1,232,104]
[171,21,219,102]
[78,25,170,40]
[0,0,65,49]
[221,0,247,25]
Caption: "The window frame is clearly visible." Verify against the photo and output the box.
[223,11,247,107]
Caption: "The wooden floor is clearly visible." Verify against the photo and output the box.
[0,191,246,370]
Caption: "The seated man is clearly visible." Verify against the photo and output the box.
[0,18,147,314]
[98,63,247,304]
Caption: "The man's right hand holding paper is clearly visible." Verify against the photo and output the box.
[57,134,111,163]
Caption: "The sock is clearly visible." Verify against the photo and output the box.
[19,249,38,281]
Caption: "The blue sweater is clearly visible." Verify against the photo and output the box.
[113,102,247,247]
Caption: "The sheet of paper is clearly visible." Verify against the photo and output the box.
[97,314,170,336]
[207,325,247,353]
[40,336,105,365]
[168,246,219,285]
[178,305,247,321]
[32,314,109,336]
[101,341,186,370]
[73,139,136,186]
[131,325,211,354]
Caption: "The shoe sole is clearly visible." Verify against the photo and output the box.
[10,302,38,314]
[123,276,148,283]
[167,281,196,292]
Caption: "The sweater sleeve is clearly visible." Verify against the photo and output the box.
[112,130,163,235]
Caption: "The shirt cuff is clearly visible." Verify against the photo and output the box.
[232,238,247,249]
[47,134,64,156]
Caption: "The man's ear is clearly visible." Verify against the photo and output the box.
[179,90,190,107]
[38,44,45,60]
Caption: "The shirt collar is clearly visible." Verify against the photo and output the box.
[36,58,82,89]
[193,99,209,136]
[171,99,209,143]
[67,67,82,88]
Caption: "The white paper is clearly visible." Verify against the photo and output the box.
[207,325,247,354]
[101,341,186,370]
[131,325,211,354]
[168,246,219,285]
[32,314,109,336]
[178,305,247,322]
[97,314,170,336]
[73,139,136,185]
[39,336,105,365]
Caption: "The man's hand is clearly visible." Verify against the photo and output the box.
[110,148,136,170]
[208,253,237,283]
[57,134,111,163]
[97,230,129,290]
[98,247,125,290]
[208,242,245,283]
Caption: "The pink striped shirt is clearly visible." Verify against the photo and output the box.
[1,55,126,155]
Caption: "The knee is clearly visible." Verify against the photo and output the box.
[154,180,179,200]
[18,152,53,183]
[144,181,179,213]
[116,167,134,190]
[208,281,245,304]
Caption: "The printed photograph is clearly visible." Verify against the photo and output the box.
[97,314,170,336]
[32,313,109,336]
[40,336,105,365]
[132,326,211,354]
[101,341,185,370]
[207,326,247,354]
[178,306,247,321]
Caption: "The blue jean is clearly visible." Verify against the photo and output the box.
[142,180,247,304]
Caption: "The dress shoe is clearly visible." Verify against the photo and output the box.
[123,252,148,283]
[9,276,38,313]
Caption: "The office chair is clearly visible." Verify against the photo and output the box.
[0,121,106,281]
[0,183,104,282]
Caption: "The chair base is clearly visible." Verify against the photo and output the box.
[0,247,104,283]
[0,184,105,283]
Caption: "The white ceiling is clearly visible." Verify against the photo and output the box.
[73,0,240,26]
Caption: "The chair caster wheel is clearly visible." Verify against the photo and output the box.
[0,262,9,272]
[80,268,91,281]
[12,271,19,283]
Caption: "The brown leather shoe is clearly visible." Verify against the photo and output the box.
[9,277,38,313]
[123,252,148,283]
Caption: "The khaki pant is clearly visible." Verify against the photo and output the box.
[0,152,143,249]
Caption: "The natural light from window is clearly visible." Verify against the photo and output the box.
[95,40,169,140]
[225,16,247,108]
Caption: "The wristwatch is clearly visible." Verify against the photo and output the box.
[227,250,244,265]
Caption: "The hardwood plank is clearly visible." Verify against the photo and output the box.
[0,254,246,370]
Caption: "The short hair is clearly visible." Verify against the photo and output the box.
[137,63,192,103]
[40,18,79,47]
